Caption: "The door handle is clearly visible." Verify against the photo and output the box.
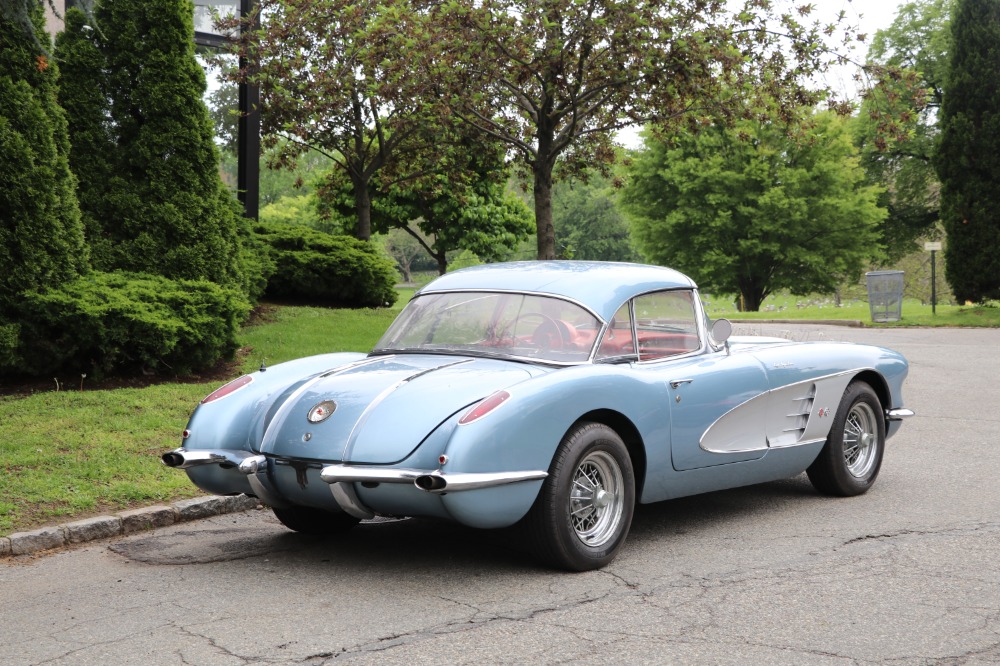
[669,378,694,389]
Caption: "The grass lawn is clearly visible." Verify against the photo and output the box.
[705,293,1000,327]
[0,296,408,537]
[0,283,995,536]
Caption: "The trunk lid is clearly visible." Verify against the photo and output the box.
[259,354,538,464]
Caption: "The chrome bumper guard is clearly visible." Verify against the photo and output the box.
[886,408,915,421]
[319,465,548,494]
[162,448,547,521]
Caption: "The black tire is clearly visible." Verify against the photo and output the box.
[523,422,635,571]
[272,505,360,535]
[807,381,885,497]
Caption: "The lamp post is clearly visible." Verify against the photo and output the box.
[194,0,259,221]
[924,241,942,315]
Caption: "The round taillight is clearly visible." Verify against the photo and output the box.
[459,391,511,425]
[201,375,253,404]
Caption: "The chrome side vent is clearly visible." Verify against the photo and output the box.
[781,383,816,440]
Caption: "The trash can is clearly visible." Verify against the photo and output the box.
[865,270,904,322]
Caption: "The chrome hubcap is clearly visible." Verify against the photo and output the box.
[843,402,880,478]
[569,451,624,547]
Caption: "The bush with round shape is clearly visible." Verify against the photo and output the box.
[255,222,398,308]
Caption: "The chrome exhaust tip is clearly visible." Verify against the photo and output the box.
[414,474,447,492]
[161,451,186,468]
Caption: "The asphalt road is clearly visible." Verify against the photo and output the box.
[2,324,998,665]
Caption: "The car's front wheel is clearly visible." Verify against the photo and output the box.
[807,381,886,496]
[272,505,360,535]
[524,422,635,571]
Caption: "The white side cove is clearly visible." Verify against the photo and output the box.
[699,370,860,454]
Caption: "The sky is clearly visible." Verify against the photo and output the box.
[616,0,912,147]
[813,0,911,94]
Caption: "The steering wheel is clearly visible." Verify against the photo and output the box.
[519,313,568,350]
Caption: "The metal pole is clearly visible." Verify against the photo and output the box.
[931,250,937,315]
[237,0,259,220]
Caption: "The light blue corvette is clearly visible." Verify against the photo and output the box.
[163,261,913,570]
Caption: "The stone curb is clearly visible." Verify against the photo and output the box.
[1,495,261,559]
[729,319,865,327]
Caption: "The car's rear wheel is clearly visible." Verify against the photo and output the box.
[272,505,360,535]
[524,422,635,571]
[807,381,885,496]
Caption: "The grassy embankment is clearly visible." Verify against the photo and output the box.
[1,285,996,536]
[0,292,412,536]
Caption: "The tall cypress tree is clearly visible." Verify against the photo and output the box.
[934,0,1000,303]
[55,6,115,264]
[0,0,88,308]
[91,0,249,290]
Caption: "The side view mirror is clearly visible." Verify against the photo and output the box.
[710,318,733,348]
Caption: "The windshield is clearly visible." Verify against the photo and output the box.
[374,292,603,363]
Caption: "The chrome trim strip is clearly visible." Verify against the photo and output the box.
[767,436,826,450]
[410,288,606,324]
[886,408,914,421]
[319,464,547,493]
[416,470,549,494]
[320,466,424,484]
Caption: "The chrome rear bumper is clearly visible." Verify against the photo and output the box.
[162,448,547,520]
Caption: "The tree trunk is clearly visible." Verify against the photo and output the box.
[740,289,766,312]
[435,251,448,275]
[398,260,412,283]
[533,161,557,260]
[353,178,372,241]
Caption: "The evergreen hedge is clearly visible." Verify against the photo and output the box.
[255,222,399,308]
[0,3,88,307]
[3,272,250,379]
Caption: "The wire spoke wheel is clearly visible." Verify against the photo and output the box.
[843,402,879,478]
[568,451,625,547]
[523,422,635,571]
[807,381,886,497]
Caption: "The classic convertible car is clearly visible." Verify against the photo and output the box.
[163,261,913,570]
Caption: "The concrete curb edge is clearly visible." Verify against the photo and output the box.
[1,495,262,559]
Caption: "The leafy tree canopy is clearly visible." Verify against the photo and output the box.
[226,0,917,260]
[623,112,885,311]
[859,0,952,261]
[422,0,906,259]
[552,171,638,262]
[317,134,534,274]
[219,0,452,241]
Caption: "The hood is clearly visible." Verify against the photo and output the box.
[258,354,537,464]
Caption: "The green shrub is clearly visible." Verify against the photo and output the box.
[5,272,250,378]
[0,321,19,368]
[255,222,398,308]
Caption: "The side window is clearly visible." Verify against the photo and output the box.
[595,303,635,360]
[633,290,699,361]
